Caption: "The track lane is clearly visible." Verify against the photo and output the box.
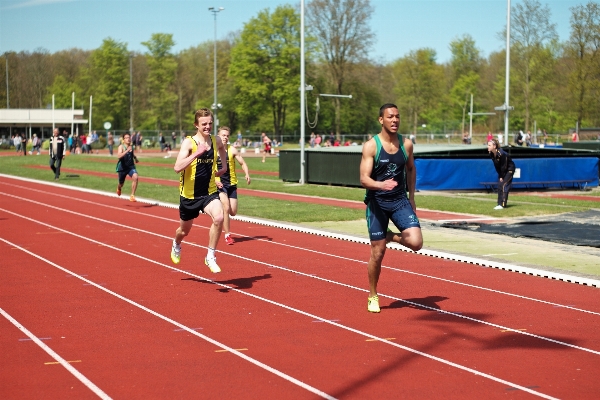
[0,213,532,399]
[1,180,600,398]
[2,199,596,396]
[0,237,336,399]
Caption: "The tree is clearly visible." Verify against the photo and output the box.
[142,33,178,130]
[307,0,374,139]
[229,5,302,136]
[505,0,558,130]
[567,1,600,128]
[448,35,482,133]
[83,38,130,130]
[392,49,445,135]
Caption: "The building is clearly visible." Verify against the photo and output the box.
[0,108,88,141]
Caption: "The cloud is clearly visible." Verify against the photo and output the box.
[3,0,76,10]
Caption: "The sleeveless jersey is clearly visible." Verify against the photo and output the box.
[117,144,136,171]
[364,134,408,203]
[179,135,218,199]
[216,145,238,186]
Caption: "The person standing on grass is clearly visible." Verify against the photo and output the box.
[487,138,515,210]
[215,126,251,245]
[261,132,272,163]
[49,128,67,180]
[359,103,423,313]
[116,132,139,202]
[107,131,114,156]
[170,108,227,273]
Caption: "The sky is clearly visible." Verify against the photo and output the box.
[0,0,582,63]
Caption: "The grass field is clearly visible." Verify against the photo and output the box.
[1,152,598,221]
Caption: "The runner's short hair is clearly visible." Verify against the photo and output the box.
[194,108,213,125]
[218,126,231,134]
[379,103,398,117]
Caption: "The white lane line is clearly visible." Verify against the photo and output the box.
[1,236,559,400]
[1,237,336,400]
[2,195,600,355]
[0,307,112,400]
[3,181,599,316]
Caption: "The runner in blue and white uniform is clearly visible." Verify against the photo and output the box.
[359,103,423,313]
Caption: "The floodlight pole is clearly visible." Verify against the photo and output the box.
[504,0,511,146]
[5,55,9,109]
[300,0,306,184]
[129,54,134,132]
[209,6,224,135]
[71,92,75,136]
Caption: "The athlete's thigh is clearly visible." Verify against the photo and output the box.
[389,201,420,232]
[203,196,224,222]
[366,201,388,241]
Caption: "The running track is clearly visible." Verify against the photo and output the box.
[1,175,599,399]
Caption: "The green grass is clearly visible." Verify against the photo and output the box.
[1,153,598,222]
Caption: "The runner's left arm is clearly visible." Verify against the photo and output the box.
[215,136,228,177]
[233,148,251,184]
[404,138,417,212]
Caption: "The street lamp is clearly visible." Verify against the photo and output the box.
[208,6,224,135]
[129,53,134,132]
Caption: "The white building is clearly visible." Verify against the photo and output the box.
[0,108,88,140]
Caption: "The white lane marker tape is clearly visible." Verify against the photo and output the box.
[2,198,600,354]
[0,307,111,399]
[1,237,336,400]
[2,174,598,288]
[45,360,81,365]
[3,181,598,316]
[19,337,51,341]
[0,228,570,399]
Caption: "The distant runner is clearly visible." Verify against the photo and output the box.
[215,126,251,245]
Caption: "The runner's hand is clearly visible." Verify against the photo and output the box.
[216,181,223,189]
[380,179,398,191]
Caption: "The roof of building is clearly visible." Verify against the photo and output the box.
[0,109,88,125]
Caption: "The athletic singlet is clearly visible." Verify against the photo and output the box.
[216,145,238,186]
[364,134,408,203]
[119,145,136,170]
[179,135,218,199]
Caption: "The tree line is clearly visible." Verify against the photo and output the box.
[1,0,599,140]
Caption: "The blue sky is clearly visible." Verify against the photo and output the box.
[0,0,580,63]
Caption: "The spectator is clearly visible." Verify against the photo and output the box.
[49,128,67,180]
[32,134,41,155]
[525,130,532,147]
[158,132,166,152]
[107,131,114,156]
[80,134,88,154]
[486,131,494,143]
[543,129,548,145]
[315,134,322,147]
[572,131,580,142]
[409,133,416,144]
[488,137,515,210]
[515,130,524,146]
[171,132,177,149]
[309,132,316,148]
[21,133,27,156]
[261,132,272,163]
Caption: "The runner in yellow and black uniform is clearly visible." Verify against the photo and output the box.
[170,108,227,273]
[215,126,251,245]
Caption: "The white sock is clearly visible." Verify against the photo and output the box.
[173,240,180,250]
[225,233,230,238]
[207,247,215,260]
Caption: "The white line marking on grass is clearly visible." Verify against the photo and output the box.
[2,195,600,353]
[3,179,599,315]
[0,307,111,400]
[0,237,336,400]
[1,234,561,399]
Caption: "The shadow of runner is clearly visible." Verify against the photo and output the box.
[382,296,449,311]
[182,273,272,293]
[233,235,271,243]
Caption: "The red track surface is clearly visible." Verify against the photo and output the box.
[1,175,599,399]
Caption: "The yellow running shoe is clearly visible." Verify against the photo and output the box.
[367,295,380,313]
[205,257,221,273]
[170,242,181,264]
[130,195,136,202]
